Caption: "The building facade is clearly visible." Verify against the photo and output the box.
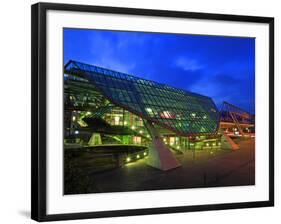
[64,60,223,155]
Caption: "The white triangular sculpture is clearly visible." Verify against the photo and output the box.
[146,137,181,171]
[221,133,239,150]
[88,133,102,146]
[144,121,181,171]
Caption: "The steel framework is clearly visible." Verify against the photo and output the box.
[220,101,254,136]
[64,60,220,136]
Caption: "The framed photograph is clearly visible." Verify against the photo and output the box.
[31,2,274,222]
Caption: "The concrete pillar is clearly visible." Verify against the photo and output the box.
[88,133,102,146]
[221,133,239,150]
[145,121,181,171]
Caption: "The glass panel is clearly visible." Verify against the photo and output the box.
[65,61,220,135]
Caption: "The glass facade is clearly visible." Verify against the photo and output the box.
[64,60,220,136]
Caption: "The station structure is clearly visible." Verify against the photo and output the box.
[64,60,255,170]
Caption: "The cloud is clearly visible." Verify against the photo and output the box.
[174,57,204,71]
[64,28,255,113]
[189,71,254,113]
[86,32,136,74]
[93,58,136,74]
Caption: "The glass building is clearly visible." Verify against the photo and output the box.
[64,60,222,152]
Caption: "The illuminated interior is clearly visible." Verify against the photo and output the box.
[64,60,225,155]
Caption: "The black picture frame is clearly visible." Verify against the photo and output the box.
[31,2,274,222]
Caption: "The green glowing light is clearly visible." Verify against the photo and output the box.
[143,152,147,156]
[136,154,140,159]
[131,125,135,130]
[126,157,131,162]
[146,108,153,113]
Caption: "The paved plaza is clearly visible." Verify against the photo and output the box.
[84,138,255,193]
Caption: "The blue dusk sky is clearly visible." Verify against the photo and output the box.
[64,28,255,114]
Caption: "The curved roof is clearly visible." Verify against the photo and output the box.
[64,60,220,135]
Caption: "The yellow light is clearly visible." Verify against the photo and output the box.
[212,143,216,146]
[124,121,127,125]
[143,152,147,156]
[210,151,213,154]
[114,116,120,125]
[206,143,209,147]
[177,146,180,149]
[131,125,135,130]
[139,130,143,134]
[218,142,221,146]
[72,116,76,121]
[86,111,91,116]
[136,154,140,159]
[146,135,150,138]
[126,157,131,162]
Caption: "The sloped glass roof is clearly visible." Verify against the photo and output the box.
[64,60,220,135]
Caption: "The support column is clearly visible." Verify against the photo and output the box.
[145,121,181,171]
[88,133,102,146]
[221,132,239,150]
